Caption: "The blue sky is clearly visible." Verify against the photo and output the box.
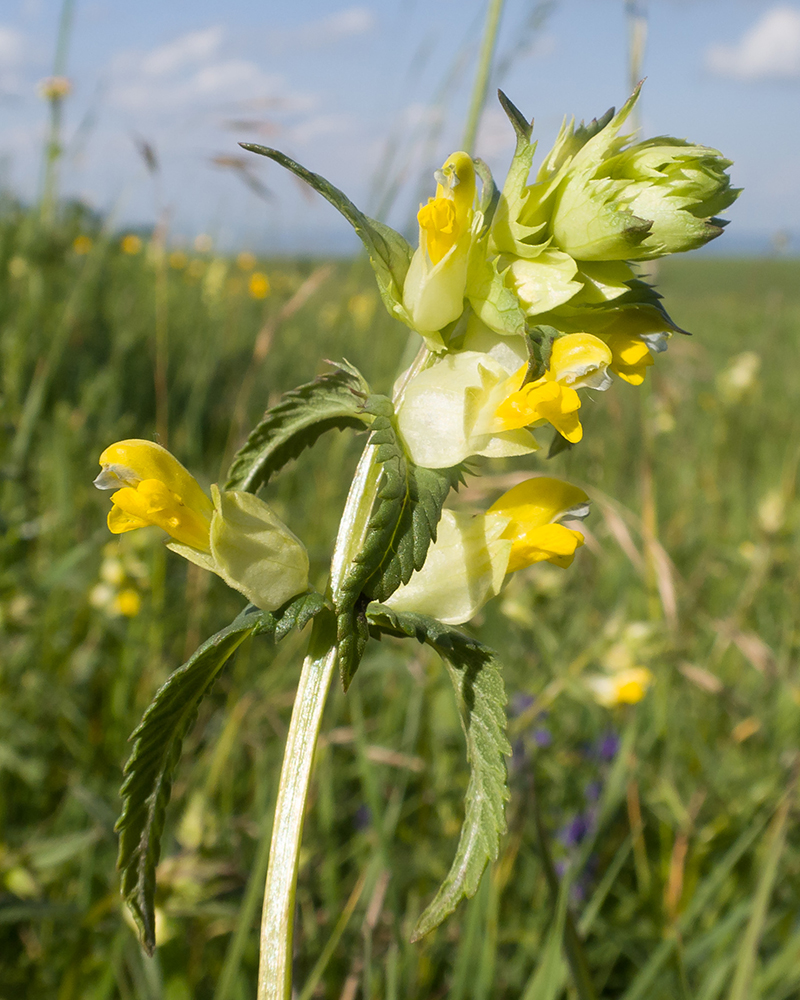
[1,0,798,253]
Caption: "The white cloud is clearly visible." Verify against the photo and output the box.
[141,26,224,77]
[706,5,800,80]
[0,25,27,95]
[110,29,287,113]
[0,24,26,63]
[273,6,375,49]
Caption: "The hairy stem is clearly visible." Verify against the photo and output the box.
[256,344,430,999]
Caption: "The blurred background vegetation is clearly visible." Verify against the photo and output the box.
[1,188,800,999]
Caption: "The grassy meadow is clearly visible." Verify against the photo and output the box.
[1,196,800,999]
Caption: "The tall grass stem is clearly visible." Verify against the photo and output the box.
[461,0,506,154]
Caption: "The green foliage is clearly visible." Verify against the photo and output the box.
[117,594,326,953]
[225,366,371,493]
[4,193,800,1000]
[240,144,414,324]
[117,605,265,953]
[367,605,511,940]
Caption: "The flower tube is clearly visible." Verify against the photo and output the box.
[95,440,309,611]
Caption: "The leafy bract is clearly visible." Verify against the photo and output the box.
[334,398,460,688]
[225,366,370,493]
[116,594,327,953]
[367,605,511,940]
[240,144,414,324]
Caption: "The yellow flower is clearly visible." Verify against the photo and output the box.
[96,440,214,550]
[403,151,477,336]
[604,332,654,386]
[95,440,309,611]
[249,272,271,299]
[586,668,654,707]
[386,476,589,624]
[121,234,143,255]
[169,251,188,270]
[73,235,92,255]
[113,588,142,617]
[494,333,613,444]
[487,476,589,571]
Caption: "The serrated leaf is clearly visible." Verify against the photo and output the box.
[524,324,560,384]
[497,89,533,144]
[117,594,327,953]
[240,144,413,324]
[334,401,460,688]
[548,429,574,458]
[225,367,370,493]
[366,606,511,940]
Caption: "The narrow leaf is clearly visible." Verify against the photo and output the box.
[117,594,327,952]
[240,144,413,323]
[367,606,511,939]
[727,795,791,1000]
[225,366,370,493]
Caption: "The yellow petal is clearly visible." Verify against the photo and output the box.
[488,476,589,536]
[505,522,585,572]
[110,480,211,550]
[97,439,213,519]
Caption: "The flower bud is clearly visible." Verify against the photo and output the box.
[547,96,738,260]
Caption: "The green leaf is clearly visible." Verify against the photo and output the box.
[334,399,460,688]
[225,366,370,493]
[117,594,327,953]
[548,430,574,459]
[497,90,532,144]
[367,606,511,940]
[239,144,414,324]
[525,324,559,384]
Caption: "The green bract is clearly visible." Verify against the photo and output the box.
[169,486,310,612]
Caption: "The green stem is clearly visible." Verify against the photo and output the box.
[256,344,431,999]
[40,0,75,226]
[462,0,507,155]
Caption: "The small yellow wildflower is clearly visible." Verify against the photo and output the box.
[113,588,142,617]
[586,668,654,707]
[73,235,92,255]
[348,293,376,331]
[38,76,71,100]
[249,272,271,299]
[121,234,143,255]
[169,251,188,270]
[237,251,256,272]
